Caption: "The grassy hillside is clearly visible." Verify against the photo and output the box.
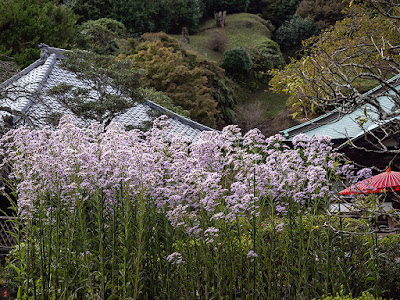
[171,13,274,62]
[171,13,291,135]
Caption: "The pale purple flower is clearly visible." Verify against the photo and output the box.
[167,252,185,264]
[247,250,258,261]
[275,223,284,232]
[0,115,361,238]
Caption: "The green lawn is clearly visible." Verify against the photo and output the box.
[236,85,288,118]
[171,13,273,63]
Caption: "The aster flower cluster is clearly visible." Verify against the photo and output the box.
[0,116,375,298]
[0,116,367,227]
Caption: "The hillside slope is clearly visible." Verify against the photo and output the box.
[171,13,291,135]
[172,13,275,62]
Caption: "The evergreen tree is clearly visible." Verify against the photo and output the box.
[71,0,203,36]
[275,14,320,51]
[202,0,250,16]
[0,0,77,67]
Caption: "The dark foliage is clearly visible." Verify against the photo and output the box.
[275,14,320,51]
[297,0,350,27]
[223,47,253,73]
[67,0,112,21]
[202,0,251,17]
[71,0,203,36]
[0,56,19,83]
[0,0,77,67]
[75,18,127,54]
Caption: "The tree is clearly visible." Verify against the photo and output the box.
[202,0,251,17]
[126,33,236,127]
[275,14,320,51]
[262,0,302,26]
[48,50,144,126]
[0,0,77,67]
[75,18,127,54]
[132,38,218,127]
[71,0,160,35]
[235,101,270,133]
[270,3,400,151]
[260,0,281,24]
[161,0,203,34]
[277,0,303,20]
[71,0,203,36]
[296,0,350,27]
[68,0,113,22]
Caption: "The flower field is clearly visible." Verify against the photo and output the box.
[0,116,399,299]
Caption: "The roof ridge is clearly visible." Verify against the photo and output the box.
[0,59,45,89]
[143,99,216,132]
[0,43,61,90]
[39,43,65,60]
[20,54,58,116]
[3,44,214,139]
[36,54,58,93]
[1,52,58,125]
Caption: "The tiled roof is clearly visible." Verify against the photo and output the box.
[280,74,400,147]
[0,45,215,142]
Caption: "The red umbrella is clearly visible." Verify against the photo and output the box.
[339,167,400,195]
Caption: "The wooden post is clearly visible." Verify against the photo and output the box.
[181,27,189,44]
[214,10,227,28]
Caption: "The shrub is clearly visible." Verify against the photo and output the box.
[275,14,320,51]
[208,29,228,52]
[318,290,383,300]
[223,47,253,73]
[249,39,285,78]
[75,18,127,54]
